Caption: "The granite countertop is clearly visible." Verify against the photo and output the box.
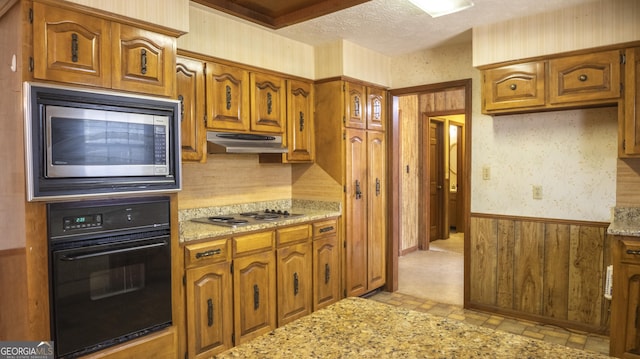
[607,207,640,237]
[216,297,610,359]
[179,199,341,242]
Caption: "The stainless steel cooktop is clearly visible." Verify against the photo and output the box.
[191,209,305,228]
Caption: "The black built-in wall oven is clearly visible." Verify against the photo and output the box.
[47,196,172,358]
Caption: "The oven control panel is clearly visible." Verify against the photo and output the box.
[63,214,102,230]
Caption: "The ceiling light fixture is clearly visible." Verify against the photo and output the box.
[408,0,474,18]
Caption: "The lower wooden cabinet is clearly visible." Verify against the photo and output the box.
[312,219,341,310]
[277,242,312,325]
[232,231,277,345]
[611,238,640,358]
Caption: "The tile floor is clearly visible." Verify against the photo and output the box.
[369,232,611,357]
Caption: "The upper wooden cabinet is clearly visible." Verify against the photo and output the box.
[32,1,176,97]
[367,86,387,132]
[481,49,623,115]
[623,47,640,157]
[285,79,315,162]
[345,82,366,129]
[482,62,546,112]
[250,72,286,134]
[549,50,621,104]
[207,63,286,134]
[207,63,251,131]
[176,56,207,162]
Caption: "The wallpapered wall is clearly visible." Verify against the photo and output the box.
[391,43,617,222]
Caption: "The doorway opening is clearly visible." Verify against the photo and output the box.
[386,79,471,307]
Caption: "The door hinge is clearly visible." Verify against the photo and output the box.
[185,351,188,359]
[343,116,346,125]
[29,57,34,72]
[204,114,207,126]
[182,274,186,286]
[232,333,235,346]
[623,139,626,151]
[621,53,626,65]
[342,83,345,92]
[29,8,33,23]
[230,261,234,274]
[343,185,346,193]
[343,289,347,298]
[343,240,346,248]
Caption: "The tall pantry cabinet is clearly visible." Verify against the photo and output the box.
[314,79,387,297]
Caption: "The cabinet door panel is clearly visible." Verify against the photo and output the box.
[345,129,367,297]
[33,2,111,87]
[176,56,206,162]
[367,131,386,290]
[549,50,621,105]
[186,262,232,358]
[286,80,315,162]
[482,62,545,112]
[313,235,341,310]
[112,23,175,97]
[277,243,312,326]
[367,87,386,132]
[250,72,286,133]
[233,251,276,345]
[207,63,250,131]
[345,83,366,129]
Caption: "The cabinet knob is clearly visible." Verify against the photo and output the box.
[509,84,517,91]
[578,74,588,82]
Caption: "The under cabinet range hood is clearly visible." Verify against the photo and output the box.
[207,131,288,154]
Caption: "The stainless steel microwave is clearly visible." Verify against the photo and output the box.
[24,82,181,201]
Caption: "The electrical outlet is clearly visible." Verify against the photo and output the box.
[532,185,543,200]
[482,166,491,180]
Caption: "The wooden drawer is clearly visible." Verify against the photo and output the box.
[620,239,640,264]
[312,219,338,239]
[185,238,229,268]
[482,61,545,112]
[233,231,274,256]
[277,224,310,247]
[549,50,621,104]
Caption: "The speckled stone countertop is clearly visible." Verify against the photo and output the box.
[216,297,610,358]
[179,199,341,242]
[607,207,640,237]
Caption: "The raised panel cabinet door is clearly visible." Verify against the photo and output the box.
[345,82,367,129]
[185,262,233,359]
[276,243,312,326]
[549,50,621,105]
[313,235,341,311]
[345,128,368,297]
[286,79,315,162]
[207,63,250,131]
[367,87,386,132]
[32,2,111,87]
[611,239,640,358]
[482,61,545,113]
[624,47,640,156]
[112,23,176,97]
[250,72,286,133]
[367,131,386,290]
[176,56,206,162]
[233,251,276,345]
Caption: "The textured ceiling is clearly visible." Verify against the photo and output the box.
[266,0,601,56]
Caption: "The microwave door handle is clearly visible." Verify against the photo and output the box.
[59,241,167,261]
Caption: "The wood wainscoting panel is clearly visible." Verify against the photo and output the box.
[469,214,610,334]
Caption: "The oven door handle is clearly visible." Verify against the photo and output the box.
[59,241,168,261]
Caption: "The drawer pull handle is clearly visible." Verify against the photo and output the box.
[355,179,362,200]
[71,33,78,62]
[140,49,147,74]
[293,272,299,295]
[509,84,517,90]
[319,226,334,233]
[207,298,214,327]
[299,111,305,132]
[195,248,222,259]
[325,263,330,284]
[253,284,260,310]
[627,249,640,255]
[578,74,588,82]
